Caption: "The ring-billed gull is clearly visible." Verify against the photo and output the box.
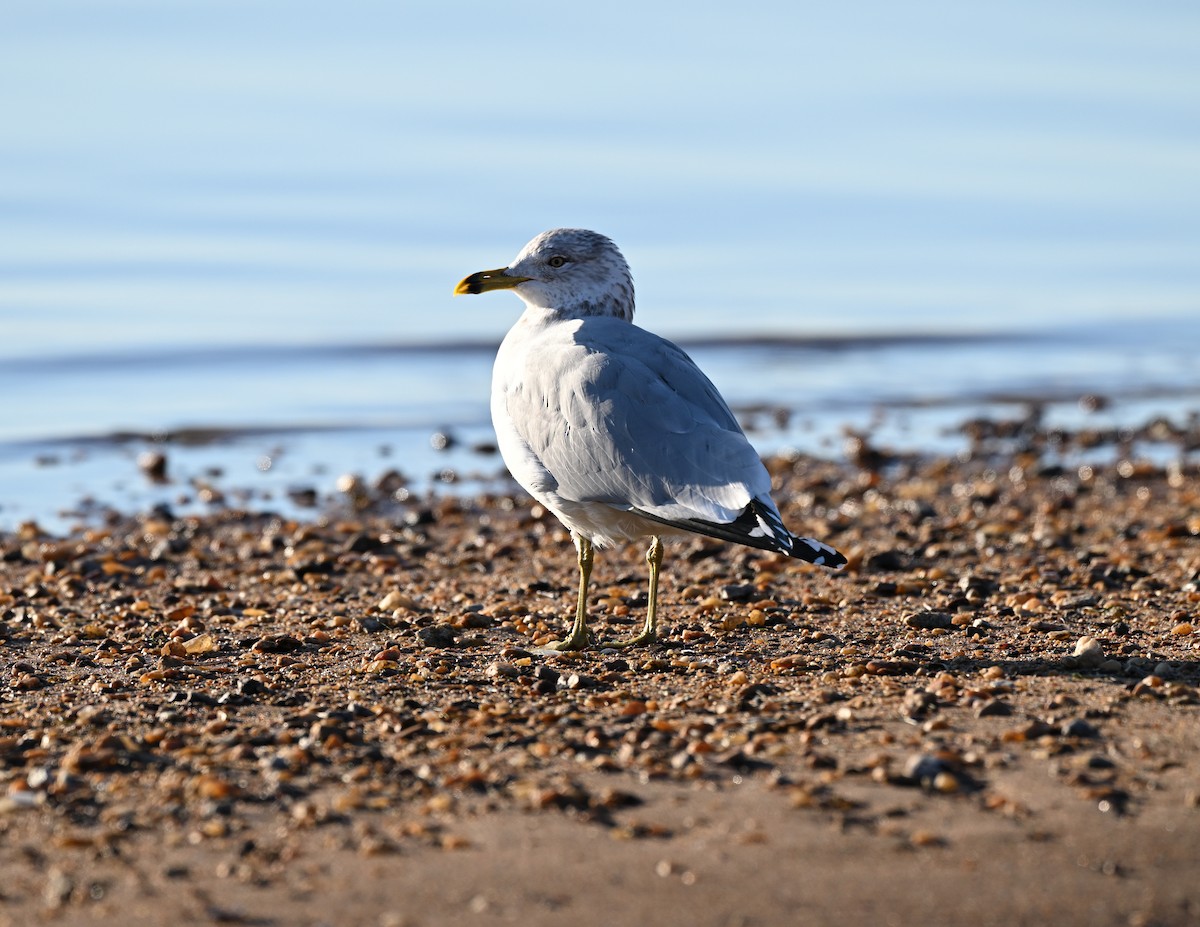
[455,229,845,650]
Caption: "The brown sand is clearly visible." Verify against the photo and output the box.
[1,447,1198,926]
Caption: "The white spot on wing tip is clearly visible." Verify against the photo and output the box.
[796,536,846,569]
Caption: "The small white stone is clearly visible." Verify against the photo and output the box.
[378,591,406,612]
[1072,636,1104,668]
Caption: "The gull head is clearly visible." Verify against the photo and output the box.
[454,228,635,322]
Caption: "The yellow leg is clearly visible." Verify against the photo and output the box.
[604,536,662,648]
[545,534,594,651]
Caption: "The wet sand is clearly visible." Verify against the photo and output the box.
[1,439,1198,926]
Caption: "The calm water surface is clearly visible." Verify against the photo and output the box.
[2,2,1198,530]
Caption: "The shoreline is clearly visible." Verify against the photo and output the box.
[4,393,1199,541]
[1,446,1198,925]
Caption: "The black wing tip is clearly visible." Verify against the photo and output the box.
[627,499,773,551]
[789,536,848,570]
[627,502,847,567]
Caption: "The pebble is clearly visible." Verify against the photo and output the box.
[136,450,168,482]
[532,665,560,694]
[1069,636,1105,669]
[484,661,519,679]
[416,625,457,648]
[1132,675,1164,696]
[335,473,363,495]
[901,689,938,720]
[976,699,1013,718]
[182,633,217,655]
[252,634,303,654]
[43,868,74,908]
[719,584,758,603]
[378,590,414,611]
[902,753,952,788]
[904,611,953,630]
[1061,718,1100,738]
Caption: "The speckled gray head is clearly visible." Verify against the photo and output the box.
[454,228,636,322]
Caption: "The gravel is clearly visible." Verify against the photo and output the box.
[1,435,1198,922]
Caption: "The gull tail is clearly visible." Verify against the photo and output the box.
[745,497,847,569]
[786,535,847,570]
[629,497,846,570]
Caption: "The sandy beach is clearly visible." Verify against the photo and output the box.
[6,3,1200,923]
[1,432,1198,926]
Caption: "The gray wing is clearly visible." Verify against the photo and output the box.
[503,317,776,530]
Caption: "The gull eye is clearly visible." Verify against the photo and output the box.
[547,255,567,268]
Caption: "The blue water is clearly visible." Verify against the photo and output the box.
[2,2,1199,531]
